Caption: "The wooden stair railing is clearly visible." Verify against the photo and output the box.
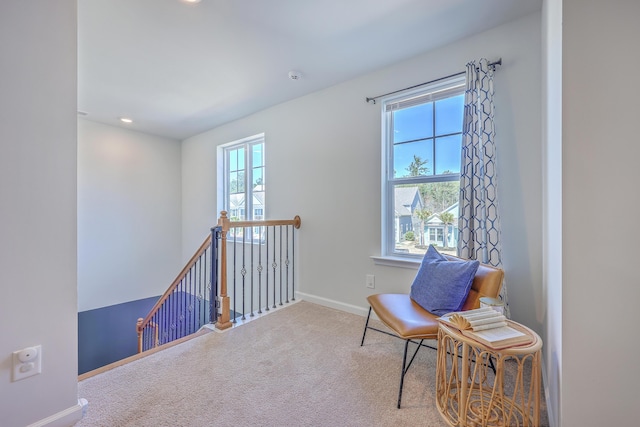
[136,235,214,353]
[136,212,302,352]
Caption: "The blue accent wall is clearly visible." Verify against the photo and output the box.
[78,296,159,375]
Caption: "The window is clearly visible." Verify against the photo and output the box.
[382,76,465,259]
[429,227,444,245]
[222,134,265,221]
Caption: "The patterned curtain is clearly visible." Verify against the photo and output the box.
[457,59,510,318]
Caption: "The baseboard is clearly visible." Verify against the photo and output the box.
[295,292,371,318]
[27,399,88,427]
[541,357,557,427]
[78,329,211,381]
[208,299,303,332]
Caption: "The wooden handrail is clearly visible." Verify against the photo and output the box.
[222,216,302,230]
[136,234,212,335]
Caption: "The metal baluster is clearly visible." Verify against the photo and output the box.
[156,304,164,350]
[182,274,185,336]
[232,227,237,323]
[241,227,246,321]
[177,278,182,339]
[250,226,254,317]
[149,316,153,350]
[265,226,270,311]
[258,226,263,314]
[190,264,194,333]
[279,225,283,306]
[201,249,206,327]
[168,286,173,342]
[201,249,210,329]
[194,256,199,332]
[188,265,193,334]
[272,226,277,309]
[166,294,170,344]
[166,289,170,343]
[292,225,296,301]
[183,271,188,337]
[285,225,290,303]
[171,283,177,341]
[166,293,170,343]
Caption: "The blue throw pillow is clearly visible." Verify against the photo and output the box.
[409,246,480,316]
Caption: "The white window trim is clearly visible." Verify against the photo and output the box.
[378,75,465,263]
[217,133,265,221]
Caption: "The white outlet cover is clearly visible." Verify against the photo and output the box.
[12,345,42,382]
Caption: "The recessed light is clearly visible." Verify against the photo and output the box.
[179,0,201,4]
[119,117,133,124]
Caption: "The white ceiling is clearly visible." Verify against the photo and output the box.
[78,0,541,140]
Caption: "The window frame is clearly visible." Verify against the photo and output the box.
[380,76,465,261]
[219,133,265,222]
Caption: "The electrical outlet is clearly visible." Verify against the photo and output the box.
[12,345,42,382]
[366,274,375,289]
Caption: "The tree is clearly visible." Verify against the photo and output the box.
[406,155,429,177]
[419,180,459,213]
[230,171,245,193]
[439,211,455,248]
[414,208,432,246]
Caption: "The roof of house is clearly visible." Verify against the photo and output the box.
[394,186,422,217]
[426,202,459,224]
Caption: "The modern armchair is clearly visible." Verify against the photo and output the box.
[360,253,504,408]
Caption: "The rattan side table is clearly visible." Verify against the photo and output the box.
[436,321,543,427]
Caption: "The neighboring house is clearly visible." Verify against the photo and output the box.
[229,185,265,220]
[425,202,459,248]
[394,186,423,242]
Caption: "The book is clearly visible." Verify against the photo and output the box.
[439,308,533,350]
[445,307,507,331]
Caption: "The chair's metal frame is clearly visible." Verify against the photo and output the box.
[361,306,495,409]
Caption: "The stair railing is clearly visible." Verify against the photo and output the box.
[216,211,302,330]
[136,235,215,353]
[136,212,301,352]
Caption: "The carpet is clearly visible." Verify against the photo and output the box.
[77,301,547,426]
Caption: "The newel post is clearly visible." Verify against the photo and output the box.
[136,318,143,353]
[216,211,233,330]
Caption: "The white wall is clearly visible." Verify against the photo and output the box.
[542,1,562,425]
[182,12,544,333]
[0,1,81,426]
[78,119,182,312]
[562,1,640,425]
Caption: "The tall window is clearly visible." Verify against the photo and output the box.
[223,134,265,221]
[382,76,465,258]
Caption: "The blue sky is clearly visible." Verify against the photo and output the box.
[393,94,464,177]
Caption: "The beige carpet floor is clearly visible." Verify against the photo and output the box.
[77,301,547,427]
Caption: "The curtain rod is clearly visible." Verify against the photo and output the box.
[365,58,502,104]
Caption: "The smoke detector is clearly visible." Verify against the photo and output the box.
[288,70,302,80]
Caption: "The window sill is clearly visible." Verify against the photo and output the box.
[370,255,420,269]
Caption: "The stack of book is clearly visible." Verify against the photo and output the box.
[439,307,533,349]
